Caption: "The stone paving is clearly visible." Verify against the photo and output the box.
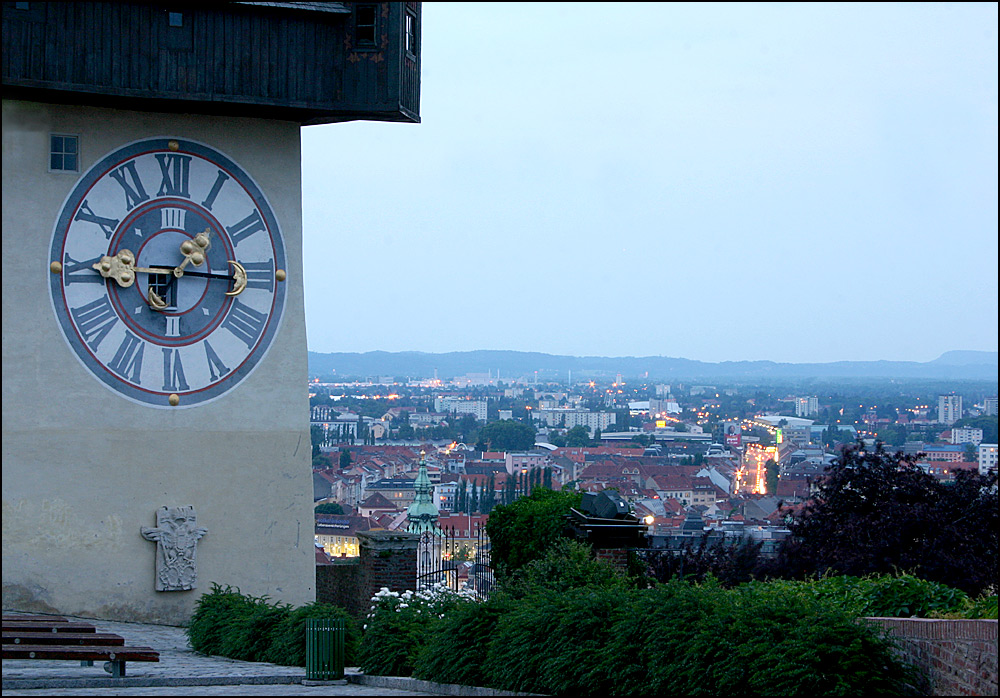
[1,613,446,696]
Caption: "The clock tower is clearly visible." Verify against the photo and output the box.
[2,1,421,624]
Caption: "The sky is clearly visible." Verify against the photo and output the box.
[300,2,998,364]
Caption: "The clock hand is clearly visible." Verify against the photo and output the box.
[146,265,246,310]
[173,229,212,277]
[94,236,246,302]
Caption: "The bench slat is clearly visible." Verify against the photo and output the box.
[2,621,97,633]
[3,632,126,646]
[1,615,69,623]
[2,645,159,662]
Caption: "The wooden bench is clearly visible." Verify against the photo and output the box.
[2,614,159,678]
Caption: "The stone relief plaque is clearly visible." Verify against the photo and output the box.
[140,506,207,591]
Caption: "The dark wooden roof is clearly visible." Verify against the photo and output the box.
[2,1,420,125]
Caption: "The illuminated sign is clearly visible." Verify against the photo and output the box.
[724,421,741,447]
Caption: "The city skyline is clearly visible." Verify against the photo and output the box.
[301,2,998,364]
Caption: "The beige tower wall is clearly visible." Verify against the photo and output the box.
[2,100,316,624]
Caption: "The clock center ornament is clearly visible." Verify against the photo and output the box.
[49,138,287,408]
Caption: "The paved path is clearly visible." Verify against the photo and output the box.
[2,613,447,696]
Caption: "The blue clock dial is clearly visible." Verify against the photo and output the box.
[49,138,287,408]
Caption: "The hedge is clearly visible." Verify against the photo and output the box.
[187,584,359,666]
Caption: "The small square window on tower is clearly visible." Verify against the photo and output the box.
[355,5,377,48]
[50,134,79,172]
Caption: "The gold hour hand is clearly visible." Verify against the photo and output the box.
[93,249,140,288]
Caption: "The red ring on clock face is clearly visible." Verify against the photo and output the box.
[106,198,236,347]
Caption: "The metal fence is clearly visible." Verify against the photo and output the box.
[416,524,494,598]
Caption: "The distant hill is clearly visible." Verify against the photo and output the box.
[308,350,998,382]
[930,350,998,366]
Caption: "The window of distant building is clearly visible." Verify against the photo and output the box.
[49,134,79,172]
[405,9,418,57]
[355,4,377,48]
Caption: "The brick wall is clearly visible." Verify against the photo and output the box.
[316,559,362,618]
[317,531,419,620]
[594,548,630,570]
[864,618,998,696]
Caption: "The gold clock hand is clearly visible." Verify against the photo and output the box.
[174,229,211,277]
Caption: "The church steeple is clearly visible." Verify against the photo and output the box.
[407,451,440,535]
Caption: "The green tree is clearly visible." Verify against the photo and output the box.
[310,424,325,455]
[779,442,998,597]
[564,425,592,447]
[764,458,778,495]
[486,488,582,579]
[482,475,497,513]
[470,483,480,514]
[614,409,631,432]
[876,423,908,447]
[315,502,345,515]
[964,443,977,462]
[504,474,517,506]
[821,424,850,447]
[339,449,352,469]
[476,420,536,452]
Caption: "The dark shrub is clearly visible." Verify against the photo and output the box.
[357,585,470,676]
[483,586,624,696]
[187,584,357,666]
[413,596,510,687]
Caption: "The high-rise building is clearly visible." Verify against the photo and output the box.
[938,395,963,424]
[951,427,983,445]
[795,397,819,417]
[435,397,488,422]
[979,443,998,476]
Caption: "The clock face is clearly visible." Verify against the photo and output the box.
[49,137,287,408]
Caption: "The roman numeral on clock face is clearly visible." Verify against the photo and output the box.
[223,299,268,348]
[74,201,119,239]
[109,160,150,211]
[108,332,145,384]
[162,347,189,391]
[161,207,186,230]
[63,253,105,286]
[227,209,266,245]
[155,153,192,198]
[203,339,231,382]
[239,259,275,291]
[70,297,119,351]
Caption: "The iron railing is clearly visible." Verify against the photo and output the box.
[416,524,494,598]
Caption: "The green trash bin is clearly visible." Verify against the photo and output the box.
[305,618,345,680]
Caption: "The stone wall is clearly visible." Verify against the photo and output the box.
[864,618,998,696]
[316,531,418,620]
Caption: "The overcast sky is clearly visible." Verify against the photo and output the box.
[300,2,998,364]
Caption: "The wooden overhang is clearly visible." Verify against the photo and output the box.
[1,1,421,125]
